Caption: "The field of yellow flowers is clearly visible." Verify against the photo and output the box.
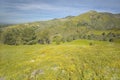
[0,40,120,80]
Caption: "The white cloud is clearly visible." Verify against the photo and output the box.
[16,3,57,10]
[14,3,80,11]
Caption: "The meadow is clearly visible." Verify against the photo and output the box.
[0,39,120,80]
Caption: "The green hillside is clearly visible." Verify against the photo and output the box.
[0,11,120,45]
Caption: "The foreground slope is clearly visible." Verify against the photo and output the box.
[0,40,120,80]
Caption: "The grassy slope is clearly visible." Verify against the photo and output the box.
[0,40,120,80]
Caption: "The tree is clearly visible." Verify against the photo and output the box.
[109,38,114,42]
[52,34,62,45]
[101,32,107,41]
[2,28,21,45]
[21,27,37,45]
[36,29,51,44]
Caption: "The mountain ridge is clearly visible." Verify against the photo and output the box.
[0,10,120,45]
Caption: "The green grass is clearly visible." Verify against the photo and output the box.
[0,40,120,80]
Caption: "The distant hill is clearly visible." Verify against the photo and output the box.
[0,11,120,45]
[2,10,120,30]
[0,24,13,28]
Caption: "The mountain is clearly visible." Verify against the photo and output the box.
[0,11,120,45]
[0,24,13,28]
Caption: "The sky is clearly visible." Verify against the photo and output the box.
[0,0,120,24]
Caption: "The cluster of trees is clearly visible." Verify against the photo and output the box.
[0,24,119,45]
[79,32,119,42]
[1,26,37,45]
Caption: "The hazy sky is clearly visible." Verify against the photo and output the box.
[0,0,120,23]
